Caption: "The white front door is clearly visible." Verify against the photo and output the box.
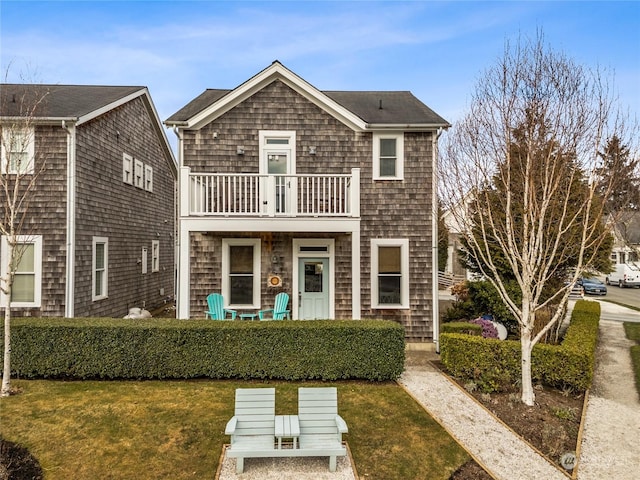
[298,257,329,319]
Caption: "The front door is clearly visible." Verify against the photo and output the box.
[298,258,329,320]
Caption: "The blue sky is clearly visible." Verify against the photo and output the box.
[1,0,639,145]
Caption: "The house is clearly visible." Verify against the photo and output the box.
[0,84,177,318]
[165,61,449,343]
[609,211,640,265]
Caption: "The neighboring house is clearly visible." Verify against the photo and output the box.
[609,211,640,265]
[165,61,449,343]
[0,84,177,318]
[441,199,469,282]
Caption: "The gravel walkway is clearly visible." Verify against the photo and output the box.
[399,365,568,480]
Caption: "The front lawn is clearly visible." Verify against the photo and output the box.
[0,380,469,479]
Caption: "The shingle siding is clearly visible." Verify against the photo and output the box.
[74,97,175,317]
[182,80,435,341]
[0,125,69,317]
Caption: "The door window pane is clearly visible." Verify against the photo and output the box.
[304,262,323,293]
[267,153,288,174]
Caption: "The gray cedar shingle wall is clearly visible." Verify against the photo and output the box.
[74,97,175,317]
[183,80,433,341]
[0,125,69,317]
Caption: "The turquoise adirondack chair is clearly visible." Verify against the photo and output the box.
[205,293,237,320]
[258,292,290,320]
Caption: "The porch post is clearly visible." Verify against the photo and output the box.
[351,227,361,319]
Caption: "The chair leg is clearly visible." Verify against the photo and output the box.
[236,457,244,473]
[329,455,337,472]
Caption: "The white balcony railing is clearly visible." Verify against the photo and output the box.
[180,167,360,218]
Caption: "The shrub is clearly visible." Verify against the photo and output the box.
[1,318,405,382]
[440,300,599,392]
[440,322,482,336]
[441,280,519,333]
[467,317,498,338]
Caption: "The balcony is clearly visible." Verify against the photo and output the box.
[180,167,360,218]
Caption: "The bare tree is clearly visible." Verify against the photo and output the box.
[440,33,636,406]
[1,81,49,396]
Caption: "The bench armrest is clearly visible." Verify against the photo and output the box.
[335,415,348,434]
[225,416,238,435]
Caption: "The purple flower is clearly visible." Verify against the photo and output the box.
[468,317,499,339]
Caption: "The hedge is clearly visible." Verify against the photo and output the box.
[440,300,599,392]
[1,318,405,381]
[440,322,482,336]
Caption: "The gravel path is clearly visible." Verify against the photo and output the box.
[399,366,568,480]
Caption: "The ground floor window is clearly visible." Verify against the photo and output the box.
[92,237,108,301]
[371,238,409,309]
[0,235,42,307]
[222,238,261,308]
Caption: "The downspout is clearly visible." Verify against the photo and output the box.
[432,127,444,352]
[62,120,76,318]
[172,126,184,318]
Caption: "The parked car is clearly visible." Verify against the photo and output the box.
[605,262,640,288]
[578,277,607,296]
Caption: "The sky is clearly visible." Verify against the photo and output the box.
[1,0,639,152]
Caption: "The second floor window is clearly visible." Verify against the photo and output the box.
[373,132,404,180]
[1,127,35,174]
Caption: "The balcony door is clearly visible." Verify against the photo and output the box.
[260,131,296,215]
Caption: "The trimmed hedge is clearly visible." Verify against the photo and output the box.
[1,318,405,381]
[440,300,599,392]
[441,322,482,336]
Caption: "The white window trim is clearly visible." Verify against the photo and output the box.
[134,159,144,189]
[1,126,35,174]
[222,238,261,308]
[258,130,296,175]
[122,153,133,185]
[144,164,153,192]
[370,238,409,309]
[92,236,108,301]
[373,132,404,180]
[151,240,160,272]
[0,235,42,308]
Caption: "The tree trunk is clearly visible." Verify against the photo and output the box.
[520,329,535,406]
[1,306,11,396]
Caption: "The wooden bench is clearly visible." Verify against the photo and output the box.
[224,387,348,473]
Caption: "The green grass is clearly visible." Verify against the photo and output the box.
[624,322,640,397]
[0,380,469,479]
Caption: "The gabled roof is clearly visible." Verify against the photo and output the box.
[1,83,176,174]
[166,61,449,131]
[1,84,143,122]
